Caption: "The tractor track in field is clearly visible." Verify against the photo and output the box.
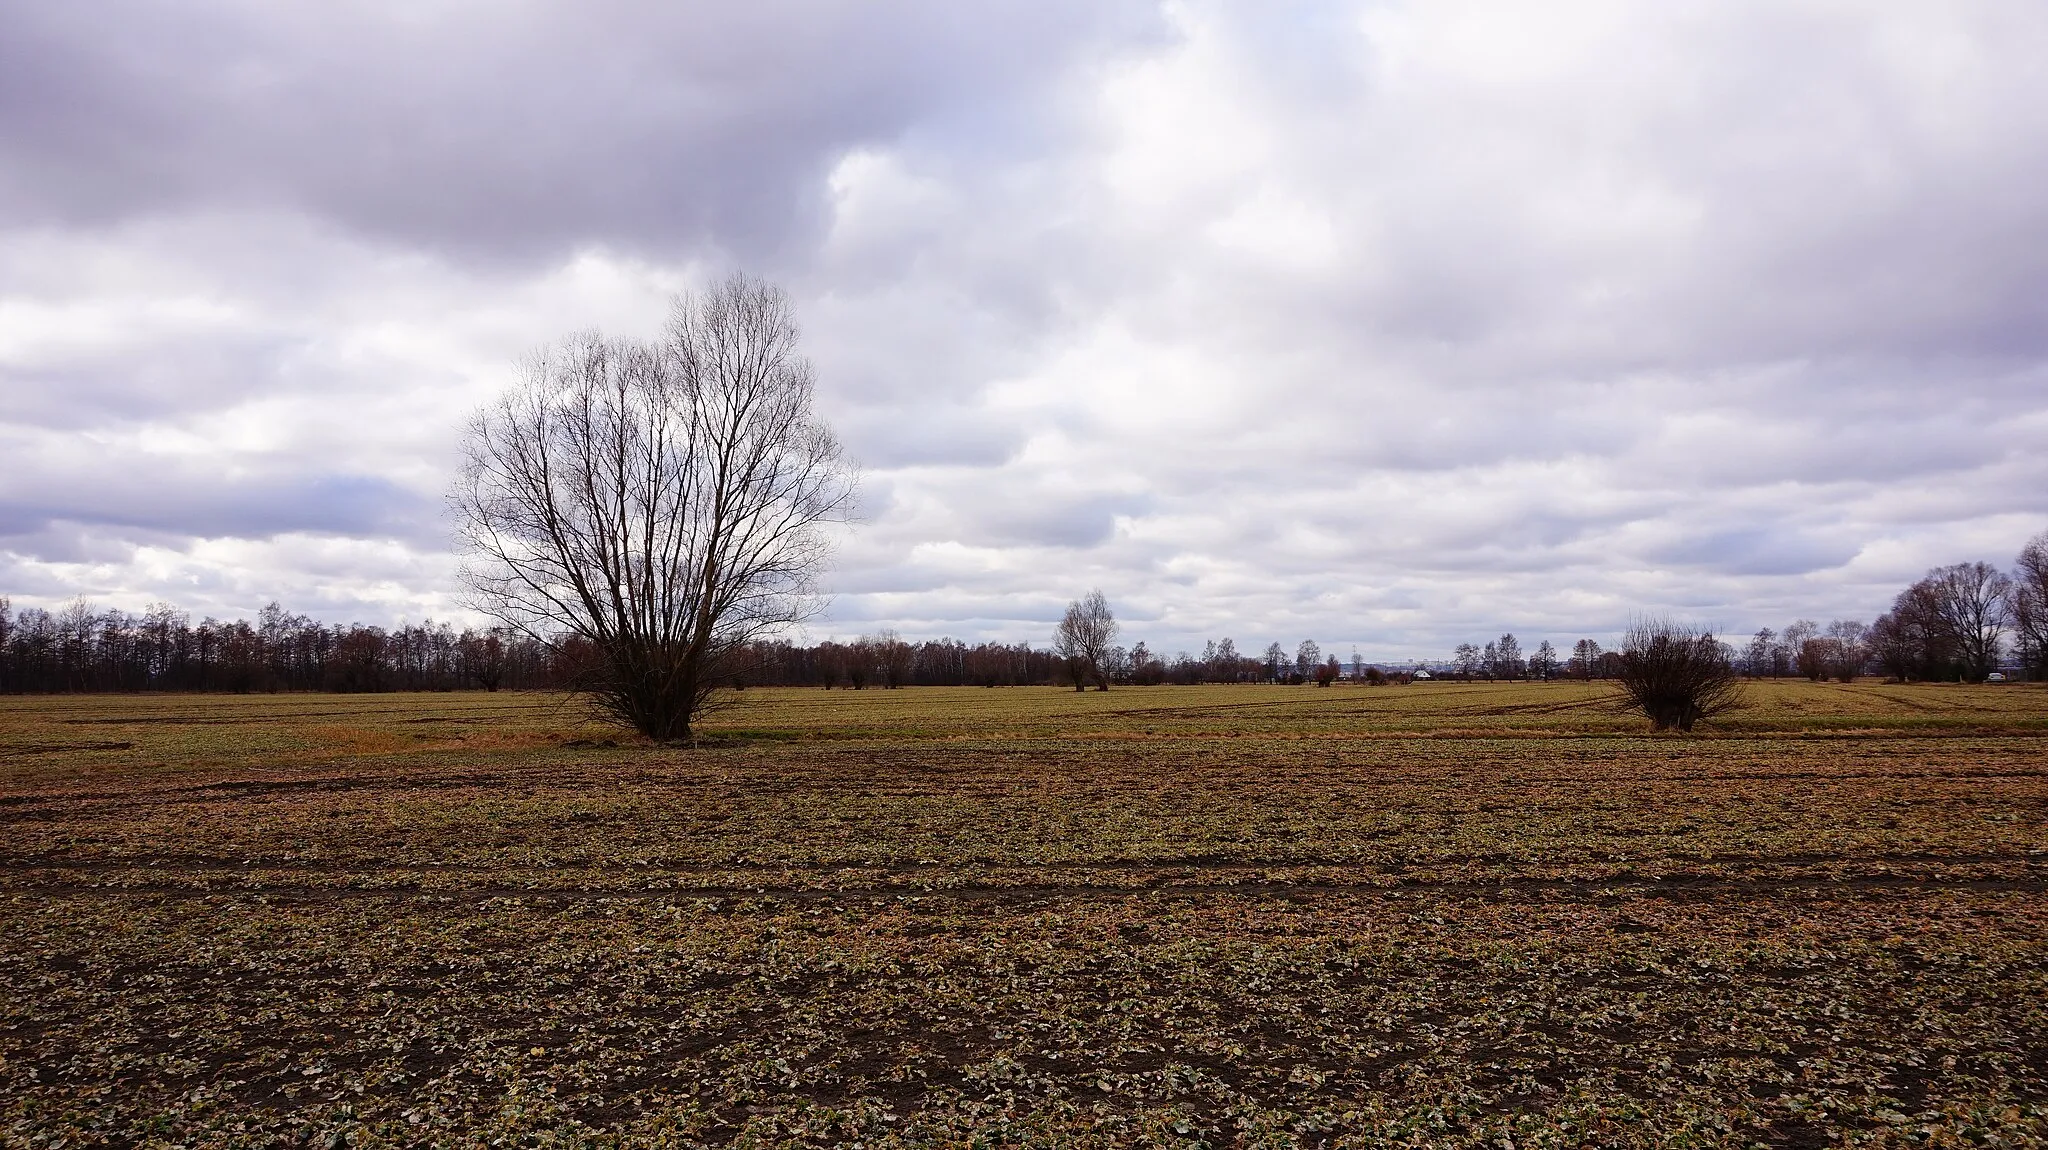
[2,848,2043,875]
[5,864,2046,906]
[4,761,2045,820]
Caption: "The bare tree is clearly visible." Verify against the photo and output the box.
[1918,561,2011,681]
[1873,581,1959,681]
[1612,618,1744,732]
[1824,619,1868,682]
[451,274,858,740]
[1570,638,1602,680]
[1794,636,1831,682]
[1053,590,1118,691]
[1104,644,1131,683]
[457,627,509,691]
[1492,633,1524,679]
[1213,637,1238,682]
[2008,530,2048,680]
[1741,628,1776,678]
[1295,640,1321,679]
[1454,642,1482,679]
[869,630,912,688]
[844,639,872,689]
[1130,640,1162,685]
[1865,612,1918,682]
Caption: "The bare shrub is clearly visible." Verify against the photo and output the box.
[1612,618,1744,732]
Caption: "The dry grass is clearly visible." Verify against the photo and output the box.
[2,681,2045,1147]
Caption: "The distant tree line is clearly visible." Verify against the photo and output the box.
[0,599,566,694]
[738,633,1069,688]
[1107,638,1397,687]
[1447,635,1571,681]
[770,630,1419,690]
[1444,529,2048,686]
[0,601,1079,695]
[1732,548,2043,684]
[9,531,2042,696]
[0,601,1374,695]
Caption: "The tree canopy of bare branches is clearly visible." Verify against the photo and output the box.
[451,274,857,740]
[1612,618,1743,732]
[1892,561,2011,682]
[1053,590,1118,691]
[2008,531,2048,679]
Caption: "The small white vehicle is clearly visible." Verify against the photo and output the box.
[1986,672,2007,682]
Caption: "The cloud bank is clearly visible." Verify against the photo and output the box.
[4,0,2047,658]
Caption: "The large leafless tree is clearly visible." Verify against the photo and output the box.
[452,274,858,740]
[1053,590,1118,691]
[1917,561,2011,681]
[2009,530,2048,678]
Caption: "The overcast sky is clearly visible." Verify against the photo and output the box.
[4,1,2047,659]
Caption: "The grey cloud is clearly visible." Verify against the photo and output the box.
[1644,527,1861,578]
[837,403,1024,469]
[964,493,1148,550]
[0,2,1163,264]
[0,468,428,544]
[0,332,307,428]
[0,522,144,568]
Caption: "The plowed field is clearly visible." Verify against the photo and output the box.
[2,681,2044,1147]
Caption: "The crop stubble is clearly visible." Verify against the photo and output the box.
[1,682,2045,1148]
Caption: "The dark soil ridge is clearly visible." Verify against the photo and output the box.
[5,871,2045,904]
[0,772,523,811]
[735,726,2048,742]
[5,760,2045,814]
[0,741,137,755]
[1,848,2041,874]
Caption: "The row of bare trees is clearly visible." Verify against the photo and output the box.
[11,531,2039,700]
[1114,637,1357,687]
[1581,534,2048,732]
[0,598,563,694]
[1867,552,2043,682]
[1741,619,1871,681]
[0,598,1102,696]
[740,634,1068,688]
[1737,539,2048,684]
[1444,532,2048,688]
[1448,635,1568,680]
